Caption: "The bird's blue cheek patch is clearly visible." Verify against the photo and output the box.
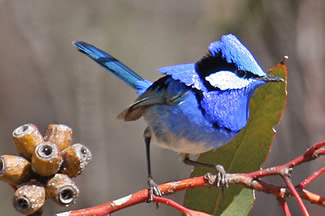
[200,90,250,132]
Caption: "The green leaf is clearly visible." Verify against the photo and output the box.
[183,61,288,215]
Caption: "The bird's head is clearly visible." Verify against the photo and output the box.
[195,34,284,92]
[193,34,284,132]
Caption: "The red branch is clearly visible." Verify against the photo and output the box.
[53,142,325,216]
[282,175,309,216]
[298,167,325,188]
[59,176,208,216]
[153,196,212,216]
[277,197,292,216]
[244,141,325,179]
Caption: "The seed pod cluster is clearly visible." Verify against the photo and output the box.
[0,123,92,215]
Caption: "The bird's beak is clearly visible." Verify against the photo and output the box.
[256,73,284,82]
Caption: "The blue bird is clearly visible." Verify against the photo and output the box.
[73,34,283,198]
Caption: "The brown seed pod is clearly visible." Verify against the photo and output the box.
[46,173,79,207]
[44,124,72,151]
[13,183,46,215]
[12,124,44,160]
[61,144,92,177]
[0,155,32,185]
[31,142,63,176]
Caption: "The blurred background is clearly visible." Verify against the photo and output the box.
[0,0,324,215]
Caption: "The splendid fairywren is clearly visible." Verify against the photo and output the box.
[73,34,284,199]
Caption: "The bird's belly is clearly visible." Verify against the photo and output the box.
[143,92,237,155]
[151,133,214,154]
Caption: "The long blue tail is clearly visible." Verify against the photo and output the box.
[73,41,151,92]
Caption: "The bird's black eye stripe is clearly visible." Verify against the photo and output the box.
[195,53,236,78]
[235,70,259,79]
[195,54,260,80]
[236,70,246,78]
[195,53,235,90]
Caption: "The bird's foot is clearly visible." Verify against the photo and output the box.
[215,165,228,194]
[147,177,162,204]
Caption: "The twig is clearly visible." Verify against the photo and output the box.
[282,175,309,216]
[298,167,325,188]
[152,196,212,216]
[245,141,325,179]
[277,197,292,216]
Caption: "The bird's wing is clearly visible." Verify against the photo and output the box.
[117,77,188,121]
[157,63,208,92]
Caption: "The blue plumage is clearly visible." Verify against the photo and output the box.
[73,34,283,192]
[141,77,237,154]
[157,63,208,92]
[208,34,265,76]
[73,41,150,91]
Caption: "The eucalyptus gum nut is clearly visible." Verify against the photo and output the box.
[61,144,92,177]
[13,183,45,215]
[46,173,79,207]
[32,142,63,176]
[44,124,73,151]
[12,124,44,160]
[0,155,32,185]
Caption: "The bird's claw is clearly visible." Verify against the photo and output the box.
[215,165,228,193]
[147,177,162,204]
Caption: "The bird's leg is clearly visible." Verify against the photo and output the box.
[182,154,228,190]
[144,127,162,203]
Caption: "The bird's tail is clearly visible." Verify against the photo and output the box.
[73,41,151,93]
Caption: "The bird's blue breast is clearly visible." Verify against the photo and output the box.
[142,77,238,154]
[199,81,263,132]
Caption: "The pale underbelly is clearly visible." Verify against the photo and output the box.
[151,133,214,154]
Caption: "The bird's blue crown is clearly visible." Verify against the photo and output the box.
[158,34,267,93]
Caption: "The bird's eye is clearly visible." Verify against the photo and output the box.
[236,70,246,78]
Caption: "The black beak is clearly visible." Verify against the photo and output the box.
[256,73,284,82]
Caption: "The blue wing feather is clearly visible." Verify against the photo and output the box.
[157,63,208,92]
[73,41,151,92]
